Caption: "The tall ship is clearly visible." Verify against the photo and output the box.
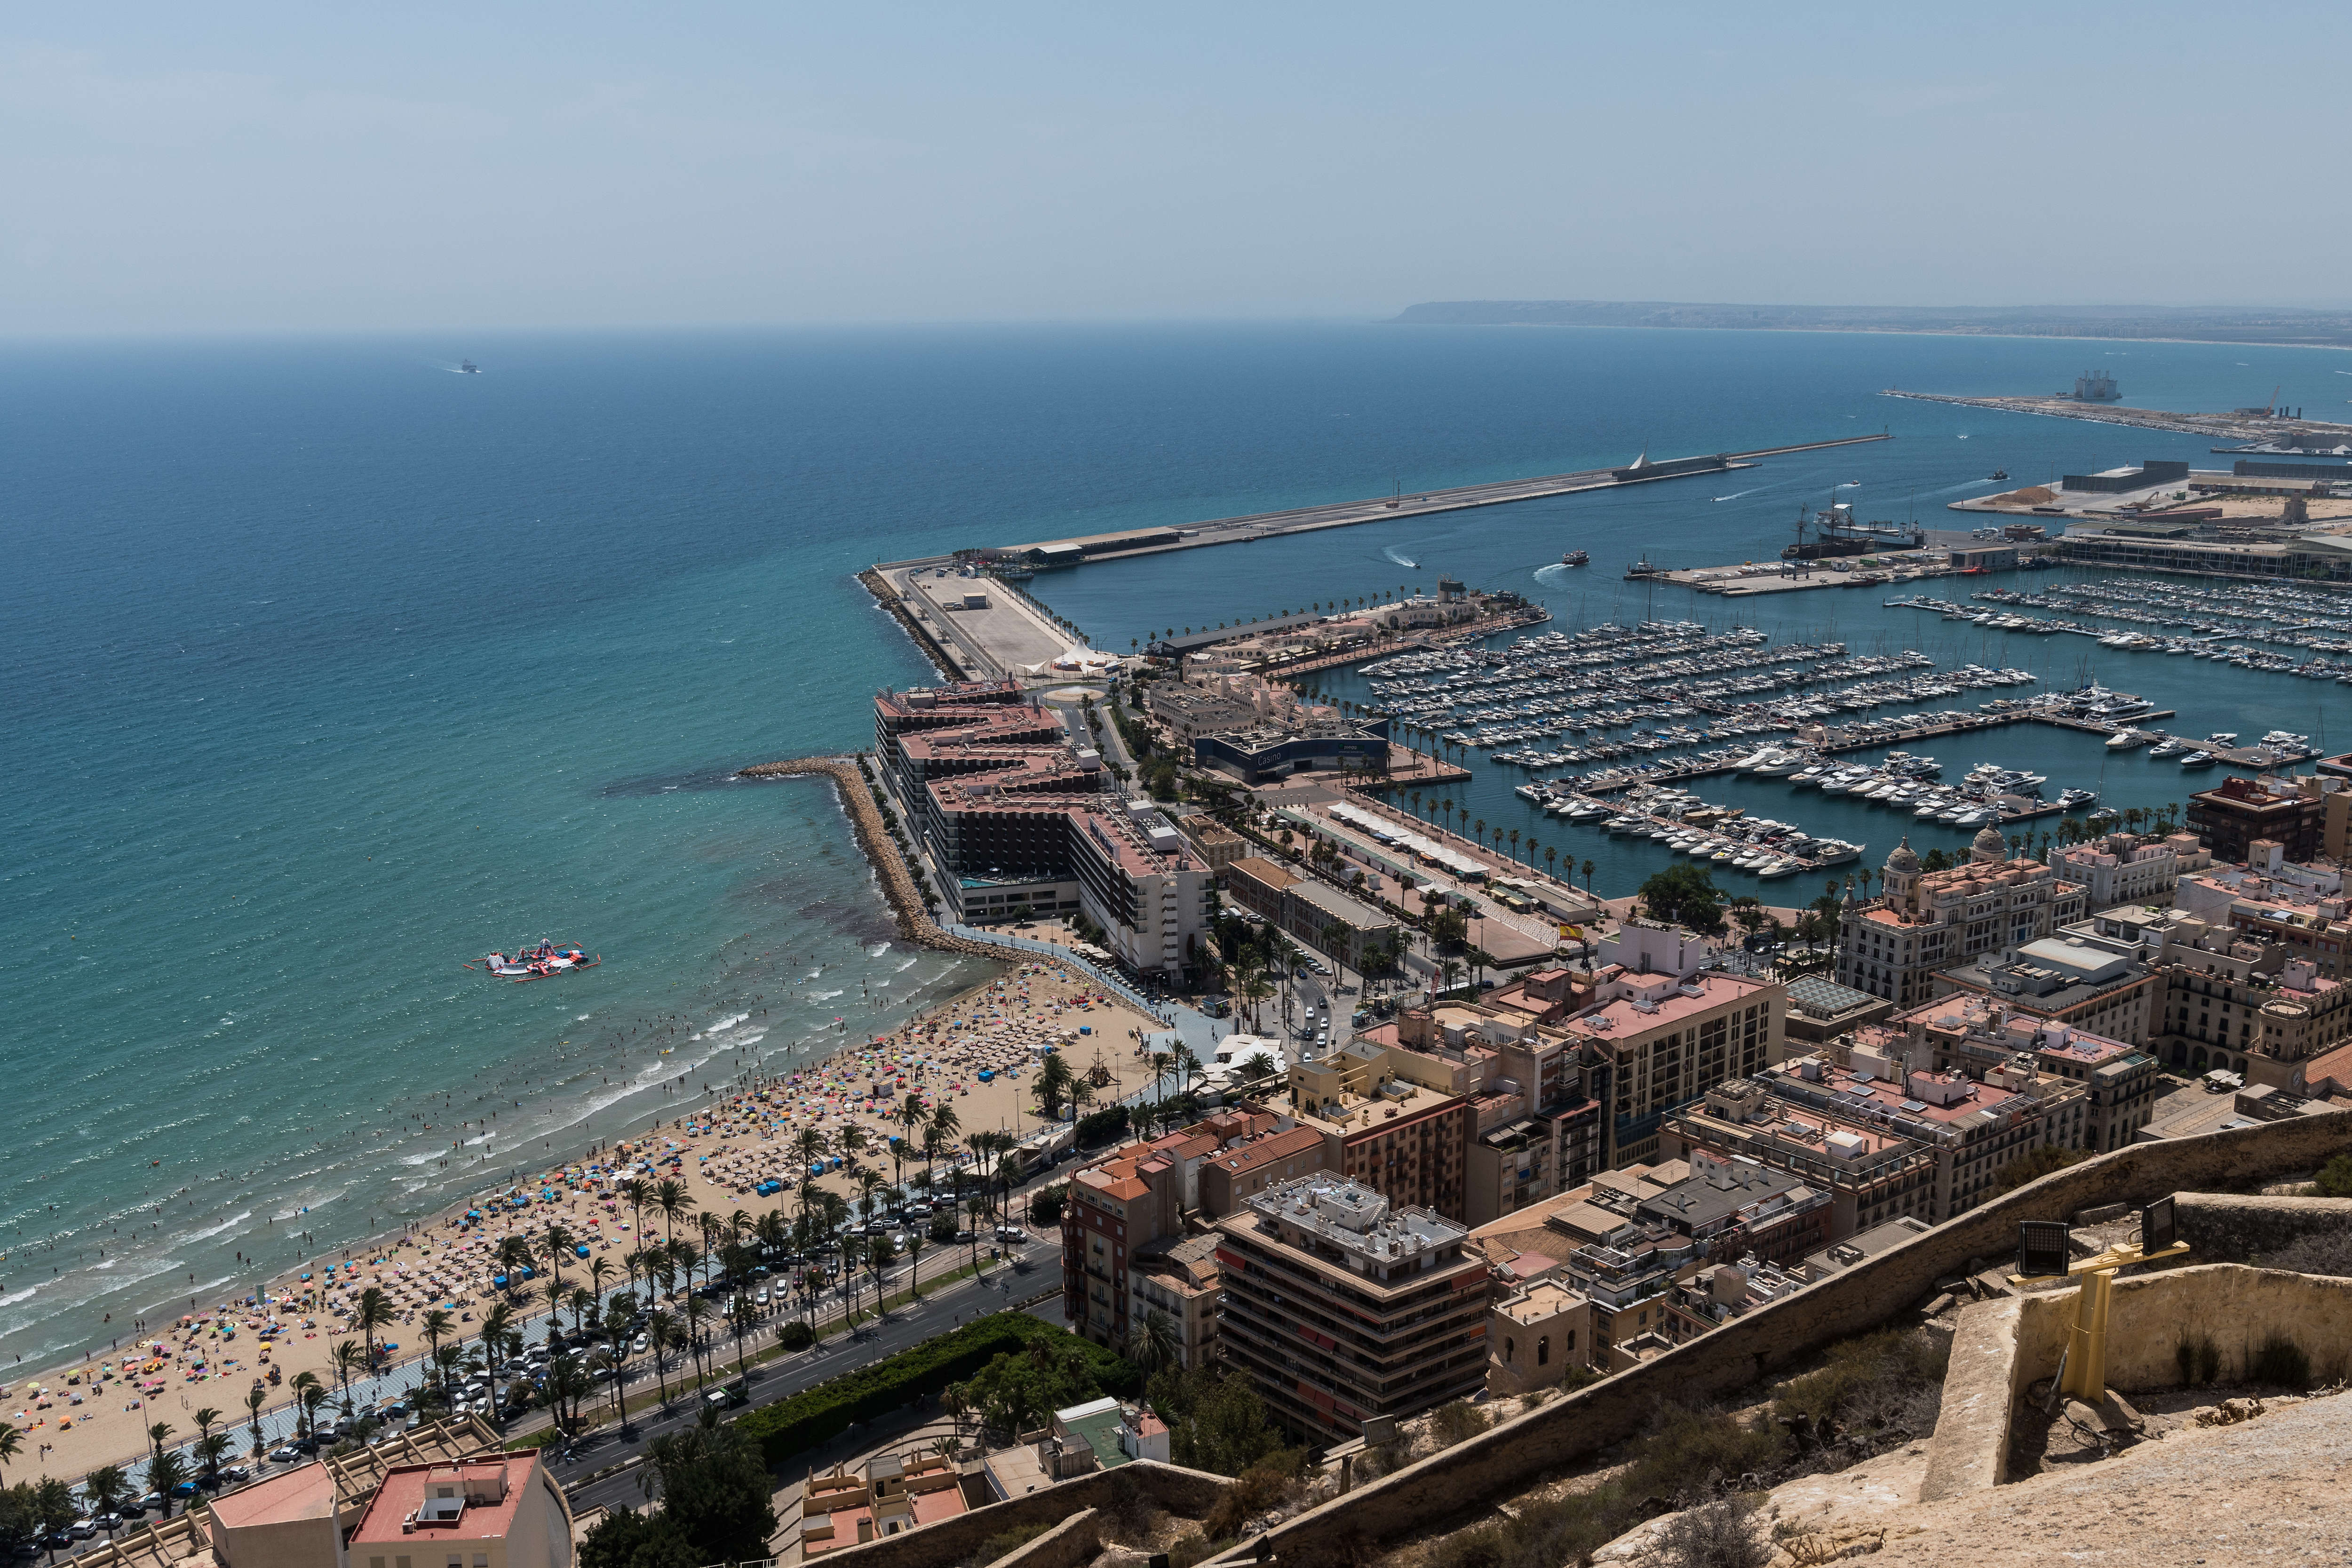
[1780,502,1924,561]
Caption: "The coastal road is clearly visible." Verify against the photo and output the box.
[556,1237,1065,1514]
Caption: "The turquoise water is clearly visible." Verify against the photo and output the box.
[6,324,2344,1367]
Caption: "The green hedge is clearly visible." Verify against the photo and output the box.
[736,1312,1136,1465]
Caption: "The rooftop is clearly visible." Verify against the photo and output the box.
[1559,971,1771,1043]
[1242,1174,1467,1263]
[350,1458,535,1546]
[204,1464,337,1530]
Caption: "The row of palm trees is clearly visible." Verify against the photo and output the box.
[28,1115,1059,1515]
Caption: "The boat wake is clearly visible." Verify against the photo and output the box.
[1838,480,1862,489]
[1531,563,1572,584]
[1383,547,1419,569]
[1711,488,1762,502]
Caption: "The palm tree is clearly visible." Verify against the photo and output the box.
[599,1296,637,1427]
[191,1405,222,1471]
[895,1093,926,1188]
[855,1170,885,1233]
[964,1195,991,1278]
[683,1297,715,1388]
[495,1234,534,1295]
[697,1211,725,1285]
[1127,1309,1181,1375]
[421,1306,455,1385]
[0,1423,23,1472]
[244,1385,268,1469]
[1508,827,1521,862]
[1147,1051,1174,1122]
[588,1254,615,1310]
[196,1429,233,1482]
[1581,858,1596,894]
[904,1224,927,1302]
[145,1450,187,1520]
[840,1122,869,1169]
[654,1178,694,1245]
[542,1222,575,1297]
[619,1177,652,1272]
[431,1345,465,1406]
[83,1465,127,1530]
[354,1286,392,1373]
[866,1233,898,1318]
[328,1341,364,1415]
[298,1383,329,1446]
[476,1305,512,1423]
[645,1311,678,1408]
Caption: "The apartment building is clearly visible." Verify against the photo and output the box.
[1893,996,2154,1153]
[1285,1041,1478,1221]
[1197,1125,1331,1219]
[2050,831,2209,911]
[1838,832,2066,1008]
[1063,1130,1219,1354]
[1486,1279,1592,1397]
[1214,1176,1487,1440]
[1659,1078,1940,1239]
[801,1449,969,1555]
[2187,774,2338,864]
[346,1458,575,1568]
[1222,856,1401,973]
[1929,934,2161,1047]
[1554,923,1785,1166]
[2175,854,2352,980]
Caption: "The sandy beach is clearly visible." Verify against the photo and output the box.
[10,956,1168,1485]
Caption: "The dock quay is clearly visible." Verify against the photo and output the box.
[985,433,1893,567]
[1562,705,2174,798]
[1879,388,2352,446]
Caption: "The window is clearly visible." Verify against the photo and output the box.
[1504,1336,1516,1362]
[1537,1336,1550,1366]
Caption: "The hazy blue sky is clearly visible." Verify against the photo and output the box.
[7,3,2347,333]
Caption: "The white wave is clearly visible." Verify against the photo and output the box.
[704,1011,751,1035]
[1837,481,1862,489]
[181,1210,253,1245]
[866,942,893,957]
[894,956,919,973]
[1711,488,1761,501]
[809,988,845,1002]
[0,1288,35,1307]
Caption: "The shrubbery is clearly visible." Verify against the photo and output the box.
[735,1313,1134,1465]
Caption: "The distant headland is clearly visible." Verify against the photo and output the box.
[1391,299,2352,349]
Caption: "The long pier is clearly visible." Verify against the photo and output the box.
[1001,433,1894,563]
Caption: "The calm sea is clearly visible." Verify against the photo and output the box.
[4,323,2341,1366]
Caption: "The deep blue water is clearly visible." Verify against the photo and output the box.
[6,322,2344,1366]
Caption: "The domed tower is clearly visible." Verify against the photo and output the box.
[1971,823,2008,865]
[1882,836,1922,913]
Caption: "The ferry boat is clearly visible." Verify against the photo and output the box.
[470,942,599,981]
[459,359,479,374]
[1987,469,2008,481]
[1561,549,1589,567]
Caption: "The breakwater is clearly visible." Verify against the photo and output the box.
[736,756,1002,960]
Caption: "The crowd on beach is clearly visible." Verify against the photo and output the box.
[8,958,1163,1487]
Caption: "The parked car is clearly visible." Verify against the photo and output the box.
[270,1446,301,1463]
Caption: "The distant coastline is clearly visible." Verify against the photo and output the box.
[1391,299,2352,350]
